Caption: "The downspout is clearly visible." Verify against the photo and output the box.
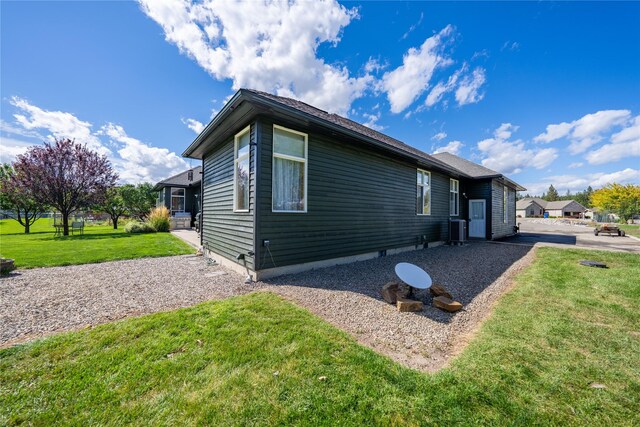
[200,159,204,246]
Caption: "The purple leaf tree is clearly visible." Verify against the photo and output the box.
[13,138,118,236]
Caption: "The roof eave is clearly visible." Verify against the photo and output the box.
[182,90,245,158]
[243,91,469,178]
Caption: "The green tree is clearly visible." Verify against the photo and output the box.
[97,187,128,229]
[573,186,593,208]
[0,163,47,234]
[591,183,640,222]
[546,185,559,201]
[121,183,156,220]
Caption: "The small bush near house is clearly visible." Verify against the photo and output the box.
[147,206,170,232]
[124,221,156,234]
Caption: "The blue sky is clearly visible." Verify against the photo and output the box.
[1,1,639,194]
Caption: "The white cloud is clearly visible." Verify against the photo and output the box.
[432,132,447,141]
[139,0,372,116]
[401,11,424,40]
[477,123,558,174]
[433,140,464,155]
[8,97,188,184]
[585,115,640,165]
[10,96,110,157]
[534,109,632,154]
[568,162,584,169]
[522,168,640,196]
[99,123,189,183]
[0,137,34,164]
[425,68,460,107]
[501,41,520,52]
[424,63,486,108]
[361,111,384,131]
[364,57,387,74]
[182,117,205,134]
[382,25,455,113]
[455,67,486,105]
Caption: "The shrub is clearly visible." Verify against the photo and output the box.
[124,221,156,234]
[148,206,170,232]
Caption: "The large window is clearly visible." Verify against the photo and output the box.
[503,185,508,223]
[417,169,431,215]
[171,187,185,214]
[234,126,251,212]
[450,178,459,216]
[272,125,307,212]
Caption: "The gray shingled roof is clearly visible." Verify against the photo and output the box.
[516,198,583,210]
[431,152,501,178]
[432,152,525,191]
[516,198,545,210]
[153,166,202,191]
[245,89,459,174]
[183,88,524,190]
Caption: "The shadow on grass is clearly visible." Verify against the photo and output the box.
[1,230,59,236]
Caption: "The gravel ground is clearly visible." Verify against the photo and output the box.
[1,243,535,372]
[259,242,535,371]
[0,255,250,347]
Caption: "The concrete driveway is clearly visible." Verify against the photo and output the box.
[500,218,640,253]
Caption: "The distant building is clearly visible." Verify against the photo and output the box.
[516,197,586,218]
[153,166,201,227]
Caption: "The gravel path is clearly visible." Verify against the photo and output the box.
[1,243,535,372]
[0,255,250,347]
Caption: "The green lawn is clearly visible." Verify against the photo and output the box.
[0,218,194,269]
[1,247,639,425]
[619,223,640,238]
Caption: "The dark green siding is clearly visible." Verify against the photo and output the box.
[465,179,492,239]
[255,118,454,269]
[201,123,256,269]
[490,180,516,239]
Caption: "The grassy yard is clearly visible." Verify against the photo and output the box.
[0,218,194,269]
[619,223,640,238]
[1,247,639,425]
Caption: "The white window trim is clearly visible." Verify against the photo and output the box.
[233,125,251,213]
[170,187,185,214]
[272,124,308,213]
[417,169,431,216]
[450,178,459,217]
[503,185,508,223]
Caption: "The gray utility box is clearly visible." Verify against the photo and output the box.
[449,219,467,243]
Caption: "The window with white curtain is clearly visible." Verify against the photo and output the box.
[272,125,307,212]
[234,126,251,212]
[450,178,459,216]
[417,169,431,215]
[503,185,508,223]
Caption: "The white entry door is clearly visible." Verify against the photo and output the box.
[469,199,486,238]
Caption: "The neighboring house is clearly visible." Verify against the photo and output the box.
[516,197,586,218]
[182,89,525,279]
[516,198,546,218]
[153,166,202,226]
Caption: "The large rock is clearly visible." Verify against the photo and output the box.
[397,297,423,312]
[381,281,411,304]
[429,284,453,299]
[381,281,399,304]
[433,296,463,313]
